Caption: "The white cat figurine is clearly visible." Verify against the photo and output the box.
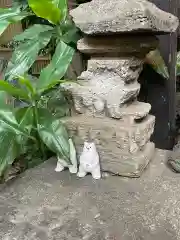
[77,142,101,179]
[55,139,77,174]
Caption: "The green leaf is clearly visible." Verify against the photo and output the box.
[59,20,80,44]
[5,31,52,80]
[0,108,23,133]
[15,106,34,154]
[0,90,14,109]
[0,130,20,177]
[53,0,67,21]
[28,0,61,24]
[0,107,34,157]
[0,91,31,136]
[0,7,31,22]
[0,109,32,157]
[0,7,21,21]
[17,75,35,94]
[37,109,70,162]
[37,41,74,93]
[14,24,53,41]
[15,107,34,133]
[12,0,29,10]
[62,26,80,45]
[0,91,10,108]
[0,7,30,36]
[145,49,169,79]
[0,81,29,101]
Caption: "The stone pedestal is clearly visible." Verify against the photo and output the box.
[63,36,157,177]
[64,115,155,177]
[64,0,179,177]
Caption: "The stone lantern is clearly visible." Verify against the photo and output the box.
[64,0,179,177]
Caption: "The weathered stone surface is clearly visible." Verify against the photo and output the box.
[70,0,179,35]
[78,36,158,55]
[99,142,155,176]
[64,58,145,119]
[65,115,155,152]
[3,149,180,240]
[83,58,144,84]
[63,114,155,176]
[63,50,155,176]
[68,1,161,177]
[118,101,151,123]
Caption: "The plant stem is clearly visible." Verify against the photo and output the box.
[33,102,46,160]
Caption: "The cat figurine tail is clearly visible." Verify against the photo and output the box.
[55,139,78,174]
[77,142,101,180]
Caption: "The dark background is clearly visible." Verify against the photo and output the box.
[138,0,179,149]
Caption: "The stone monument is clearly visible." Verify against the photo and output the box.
[64,0,179,177]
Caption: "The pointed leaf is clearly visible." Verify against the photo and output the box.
[37,109,70,162]
[28,0,61,24]
[14,24,53,41]
[5,31,52,80]
[145,49,169,79]
[37,41,74,93]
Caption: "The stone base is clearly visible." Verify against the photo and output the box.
[75,141,155,178]
[63,115,155,177]
[99,142,155,177]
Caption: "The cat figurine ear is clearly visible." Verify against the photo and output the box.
[55,139,78,174]
[77,142,101,180]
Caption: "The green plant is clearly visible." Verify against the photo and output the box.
[0,0,79,80]
[0,71,73,177]
[145,49,180,79]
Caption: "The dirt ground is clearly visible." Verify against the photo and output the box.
[0,149,180,240]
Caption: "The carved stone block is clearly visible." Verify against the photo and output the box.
[63,57,147,119]
[63,115,155,177]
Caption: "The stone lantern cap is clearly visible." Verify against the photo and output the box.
[70,0,179,35]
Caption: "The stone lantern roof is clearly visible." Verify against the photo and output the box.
[70,0,179,35]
